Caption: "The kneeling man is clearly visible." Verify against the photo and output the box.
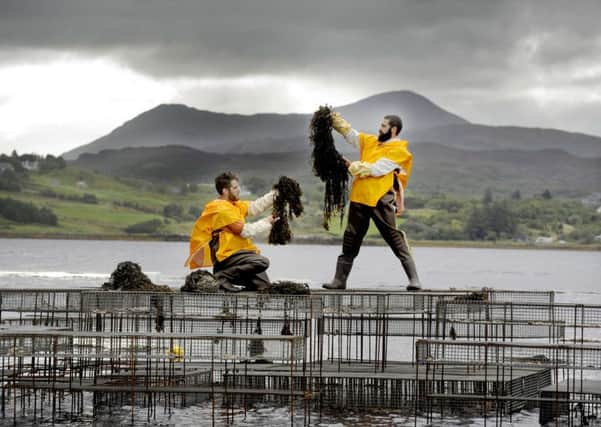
[186,172,277,292]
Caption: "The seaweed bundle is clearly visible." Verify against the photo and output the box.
[180,270,220,293]
[268,176,303,244]
[101,261,172,292]
[309,105,349,230]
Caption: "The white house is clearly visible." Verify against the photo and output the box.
[21,160,39,171]
[535,236,555,245]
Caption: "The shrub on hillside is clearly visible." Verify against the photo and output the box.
[81,193,98,204]
[0,198,58,225]
[124,219,163,234]
[113,200,158,214]
[163,203,184,219]
[464,201,517,240]
[0,169,21,192]
[39,189,98,204]
[39,155,66,172]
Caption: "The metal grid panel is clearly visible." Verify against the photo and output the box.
[488,290,555,304]
[439,301,601,327]
[416,339,601,370]
[81,291,322,317]
[0,289,82,312]
[438,320,565,339]
[436,301,601,341]
[0,330,305,363]
[321,315,434,337]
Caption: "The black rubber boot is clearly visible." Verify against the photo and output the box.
[323,256,353,290]
[402,259,422,291]
[406,279,422,291]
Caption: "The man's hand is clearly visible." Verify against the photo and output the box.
[394,185,405,217]
[348,161,372,178]
[331,112,352,135]
[342,156,351,168]
[394,194,405,217]
[267,215,279,224]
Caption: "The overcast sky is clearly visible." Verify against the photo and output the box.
[1,0,600,155]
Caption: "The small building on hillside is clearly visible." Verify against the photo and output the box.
[535,236,555,245]
[21,159,39,171]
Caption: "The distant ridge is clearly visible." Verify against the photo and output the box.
[410,124,601,157]
[71,144,601,197]
[63,90,470,159]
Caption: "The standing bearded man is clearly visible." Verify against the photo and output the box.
[323,112,422,291]
[186,172,277,292]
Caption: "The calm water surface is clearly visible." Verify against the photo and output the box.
[0,239,599,298]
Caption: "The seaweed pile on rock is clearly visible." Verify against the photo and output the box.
[101,262,311,295]
[101,261,172,292]
[260,280,311,295]
[180,270,220,293]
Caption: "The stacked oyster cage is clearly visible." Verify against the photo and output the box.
[0,287,599,425]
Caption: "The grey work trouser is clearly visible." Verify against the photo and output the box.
[340,191,419,282]
[213,250,271,291]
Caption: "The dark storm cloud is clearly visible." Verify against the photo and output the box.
[1,0,599,136]
[1,1,597,78]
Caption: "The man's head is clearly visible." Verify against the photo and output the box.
[378,115,403,142]
[215,172,240,202]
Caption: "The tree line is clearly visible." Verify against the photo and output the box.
[0,198,58,226]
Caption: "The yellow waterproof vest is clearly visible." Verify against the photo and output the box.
[185,199,258,269]
[350,133,413,207]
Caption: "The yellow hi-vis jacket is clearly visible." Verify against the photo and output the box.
[350,133,413,207]
[185,199,258,269]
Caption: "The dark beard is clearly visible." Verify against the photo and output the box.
[378,129,392,142]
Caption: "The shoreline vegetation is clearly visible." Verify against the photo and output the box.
[0,231,599,251]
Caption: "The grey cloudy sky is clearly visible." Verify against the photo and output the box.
[1,0,600,155]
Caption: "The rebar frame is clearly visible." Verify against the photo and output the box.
[416,298,601,426]
[2,288,600,426]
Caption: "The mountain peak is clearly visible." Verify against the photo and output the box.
[334,90,469,133]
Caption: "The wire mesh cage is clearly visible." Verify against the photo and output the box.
[1,287,598,426]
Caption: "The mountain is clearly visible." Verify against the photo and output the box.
[63,90,601,160]
[410,124,601,157]
[63,90,469,159]
[71,144,601,197]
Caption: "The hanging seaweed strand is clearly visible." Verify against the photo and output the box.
[268,176,304,245]
[309,105,349,230]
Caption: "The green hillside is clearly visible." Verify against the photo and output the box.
[0,161,600,248]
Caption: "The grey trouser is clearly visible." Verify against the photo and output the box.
[213,250,271,291]
[340,191,419,281]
